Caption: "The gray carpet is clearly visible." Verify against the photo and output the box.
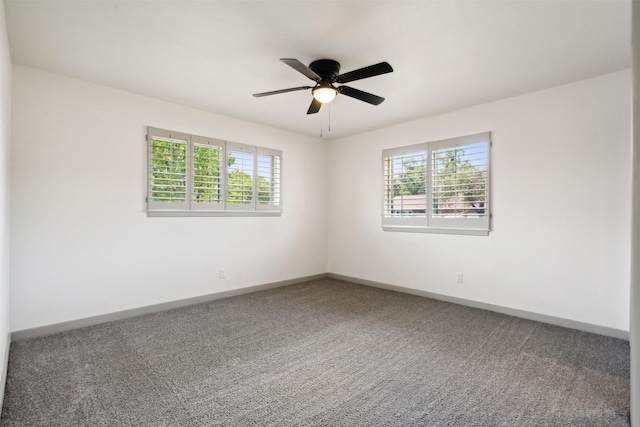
[0,278,630,426]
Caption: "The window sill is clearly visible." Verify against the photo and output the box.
[148,210,282,217]
[382,225,489,236]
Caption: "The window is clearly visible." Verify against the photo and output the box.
[192,135,224,210]
[382,132,490,235]
[147,127,281,216]
[226,142,255,210]
[148,129,189,211]
[257,148,282,209]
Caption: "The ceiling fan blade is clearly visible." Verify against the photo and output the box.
[253,86,312,97]
[307,98,322,114]
[281,58,321,81]
[338,86,385,105]
[335,62,393,84]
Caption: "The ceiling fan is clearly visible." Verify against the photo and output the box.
[253,58,393,114]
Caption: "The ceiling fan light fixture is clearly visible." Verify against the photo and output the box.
[312,83,337,104]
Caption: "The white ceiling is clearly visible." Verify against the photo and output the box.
[4,0,631,140]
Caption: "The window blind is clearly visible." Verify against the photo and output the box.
[431,142,487,219]
[147,127,282,216]
[257,149,282,209]
[382,132,491,234]
[148,129,190,210]
[383,151,427,218]
[227,143,255,208]
[191,135,224,210]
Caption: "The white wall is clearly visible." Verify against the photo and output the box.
[328,70,631,332]
[10,65,328,332]
[0,0,11,410]
[8,64,631,336]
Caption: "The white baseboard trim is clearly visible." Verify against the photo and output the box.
[328,273,630,341]
[10,272,628,342]
[11,273,328,341]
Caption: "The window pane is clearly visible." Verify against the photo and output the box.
[383,152,427,217]
[431,143,487,218]
[193,144,221,204]
[257,154,281,206]
[150,138,187,203]
[227,149,254,205]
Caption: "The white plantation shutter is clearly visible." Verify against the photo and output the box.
[191,135,224,211]
[431,143,487,217]
[428,133,490,231]
[382,132,490,235]
[148,128,189,211]
[226,142,256,210]
[147,127,282,216]
[382,145,428,227]
[257,148,282,211]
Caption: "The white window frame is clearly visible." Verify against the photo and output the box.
[147,127,282,217]
[382,132,491,236]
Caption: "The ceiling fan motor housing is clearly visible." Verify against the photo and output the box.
[309,59,341,82]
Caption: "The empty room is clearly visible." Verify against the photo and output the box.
[0,0,638,425]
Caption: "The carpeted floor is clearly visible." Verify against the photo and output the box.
[0,278,631,426]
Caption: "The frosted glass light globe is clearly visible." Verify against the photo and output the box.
[312,85,337,103]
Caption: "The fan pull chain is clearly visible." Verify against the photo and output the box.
[319,104,332,138]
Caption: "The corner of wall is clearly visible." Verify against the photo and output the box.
[0,332,9,411]
[0,0,12,414]
[629,1,640,424]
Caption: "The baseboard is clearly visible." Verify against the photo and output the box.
[11,273,328,341]
[10,272,629,342]
[328,273,630,341]
[0,331,10,411]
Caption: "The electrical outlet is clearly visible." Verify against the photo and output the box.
[456,272,463,283]
[219,269,226,279]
